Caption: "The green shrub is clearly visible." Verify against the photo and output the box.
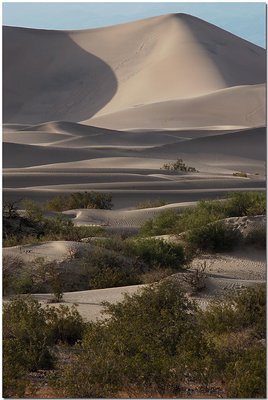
[22,199,44,221]
[186,222,242,253]
[224,345,266,398]
[59,283,266,398]
[126,238,186,269]
[45,305,86,345]
[13,272,35,294]
[89,266,141,289]
[161,159,199,173]
[245,227,266,249]
[3,297,54,372]
[46,191,113,211]
[140,193,266,237]
[3,297,86,397]
[140,267,175,284]
[140,210,180,236]
[60,281,206,397]
[225,192,266,217]
[81,249,141,290]
[3,339,29,398]
[232,171,248,178]
[200,285,266,337]
[135,199,168,209]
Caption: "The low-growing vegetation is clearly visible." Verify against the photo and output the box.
[161,158,199,172]
[135,199,168,209]
[140,192,266,254]
[185,221,242,253]
[3,213,104,247]
[3,297,86,398]
[46,191,113,211]
[57,282,265,398]
[3,283,266,398]
[232,171,248,178]
[245,226,266,249]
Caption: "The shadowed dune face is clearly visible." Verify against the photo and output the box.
[3,14,266,126]
[72,13,266,118]
[3,26,117,124]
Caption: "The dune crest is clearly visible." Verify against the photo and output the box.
[3,13,265,126]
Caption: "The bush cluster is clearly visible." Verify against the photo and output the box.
[3,284,265,398]
[3,215,104,247]
[135,199,168,209]
[141,192,266,253]
[46,191,113,211]
[81,249,141,289]
[232,171,248,178]
[3,297,86,397]
[161,159,199,172]
[186,221,242,253]
[58,282,266,398]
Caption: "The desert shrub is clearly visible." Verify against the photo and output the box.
[3,214,105,246]
[81,249,141,289]
[43,216,104,242]
[225,192,266,217]
[3,200,20,218]
[3,234,41,247]
[3,297,54,372]
[161,159,199,173]
[46,191,113,211]
[185,221,242,252]
[135,199,168,209]
[57,284,266,398]
[140,210,180,236]
[200,285,266,337]
[198,285,266,396]
[140,267,175,284]
[89,266,141,289]
[232,171,248,178]
[3,297,86,397]
[245,226,266,249]
[224,345,266,398]
[175,203,226,234]
[60,281,207,397]
[32,257,63,302]
[125,238,186,269]
[140,193,266,238]
[45,305,86,345]
[92,235,127,253]
[22,198,44,221]
[3,255,25,295]
[3,339,29,398]
[12,272,35,294]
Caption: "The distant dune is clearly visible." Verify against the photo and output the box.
[3,13,265,127]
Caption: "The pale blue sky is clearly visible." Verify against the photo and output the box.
[2,2,266,48]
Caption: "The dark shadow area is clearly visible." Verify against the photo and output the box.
[3,26,118,124]
[146,127,266,160]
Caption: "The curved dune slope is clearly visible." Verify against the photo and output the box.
[89,84,265,130]
[3,13,265,125]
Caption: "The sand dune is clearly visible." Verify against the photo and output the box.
[4,14,265,126]
[89,84,265,130]
[29,246,265,321]
[147,127,266,160]
[3,13,265,209]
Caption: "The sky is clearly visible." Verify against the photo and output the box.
[2,2,266,48]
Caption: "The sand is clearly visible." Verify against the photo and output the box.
[28,245,265,321]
